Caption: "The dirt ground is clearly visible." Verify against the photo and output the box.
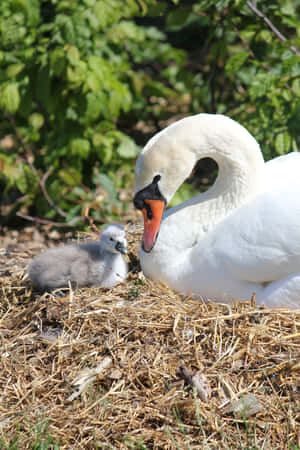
[0,224,299,449]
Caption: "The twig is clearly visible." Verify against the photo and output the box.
[84,207,101,234]
[40,168,68,218]
[247,1,300,57]
[6,114,31,158]
[5,114,39,175]
[78,379,123,415]
[6,298,44,329]
[232,24,256,60]
[193,10,207,18]
[5,113,73,220]
[17,210,102,233]
[16,212,83,227]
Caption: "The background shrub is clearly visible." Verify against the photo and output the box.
[1,0,299,227]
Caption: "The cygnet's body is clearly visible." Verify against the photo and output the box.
[28,224,128,291]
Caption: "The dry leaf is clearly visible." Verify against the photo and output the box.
[224,393,263,418]
[68,356,112,401]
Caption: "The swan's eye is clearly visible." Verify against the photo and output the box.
[153,174,161,184]
[145,202,152,220]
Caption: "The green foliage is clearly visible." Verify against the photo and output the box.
[1,0,299,224]
[0,0,184,224]
[164,0,300,161]
[28,412,60,450]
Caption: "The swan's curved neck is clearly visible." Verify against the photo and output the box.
[149,114,265,251]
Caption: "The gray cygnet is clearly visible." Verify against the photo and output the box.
[28,224,128,291]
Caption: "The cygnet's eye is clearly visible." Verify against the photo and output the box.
[110,237,114,242]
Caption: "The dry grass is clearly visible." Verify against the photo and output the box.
[0,225,299,449]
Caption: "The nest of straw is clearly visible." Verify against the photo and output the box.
[0,225,299,449]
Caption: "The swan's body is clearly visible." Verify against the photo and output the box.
[28,224,128,291]
[134,114,300,308]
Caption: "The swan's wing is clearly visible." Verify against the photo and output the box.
[207,183,300,283]
[264,152,300,188]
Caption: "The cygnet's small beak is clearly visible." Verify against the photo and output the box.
[116,241,127,254]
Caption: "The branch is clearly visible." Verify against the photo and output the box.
[5,114,70,219]
[232,24,256,60]
[5,114,38,174]
[40,168,68,218]
[84,207,101,234]
[247,1,300,57]
[16,212,83,227]
[16,212,102,232]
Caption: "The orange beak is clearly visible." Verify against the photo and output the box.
[141,199,165,252]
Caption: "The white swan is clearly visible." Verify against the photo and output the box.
[28,224,128,291]
[134,114,300,308]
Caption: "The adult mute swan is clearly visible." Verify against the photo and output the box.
[134,114,300,308]
[28,224,128,291]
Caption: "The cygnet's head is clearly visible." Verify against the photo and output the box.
[100,224,127,254]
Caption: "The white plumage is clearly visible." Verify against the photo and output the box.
[134,114,300,308]
[28,224,128,291]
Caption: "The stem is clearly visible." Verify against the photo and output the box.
[247,1,300,57]
[40,168,68,218]
[16,212,83,227]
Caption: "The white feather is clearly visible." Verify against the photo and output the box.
[135,114,300,308]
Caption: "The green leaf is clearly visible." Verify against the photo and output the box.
[87,55,112,81]
[6,63,24,78]
[92,133,114,164]
[101,146,113,165]
[85,72,101,92]
[249,73,276,99]
[85,92,102,123]
[166,8,192,31]
[117,136,140,159]
[59,167,82,186]
[280,1,295,16]
[93,0,123,30]
[55,14,75,44]
[29,113,44,129]
[225,52,249,75]
[36,66,52,110]
[92,133,103,147]
[108,90,122,117]
[12,0,40,27]
[96,121,115,133]
[292,79,300,97]
[67,60,87,85]
[274,132,291,155]
[16,164,38,194]
[109,21,145,43]
[97,173,117,198]
[147,2,167,16]
[49,47,66,77]
[1,83,20,113]
[70,138,91,158]
[66,46,80,62]
[256,29,272,43]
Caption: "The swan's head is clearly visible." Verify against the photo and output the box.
[100,224,127,254]
[134,125,196,252]
[134,113,264,253]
